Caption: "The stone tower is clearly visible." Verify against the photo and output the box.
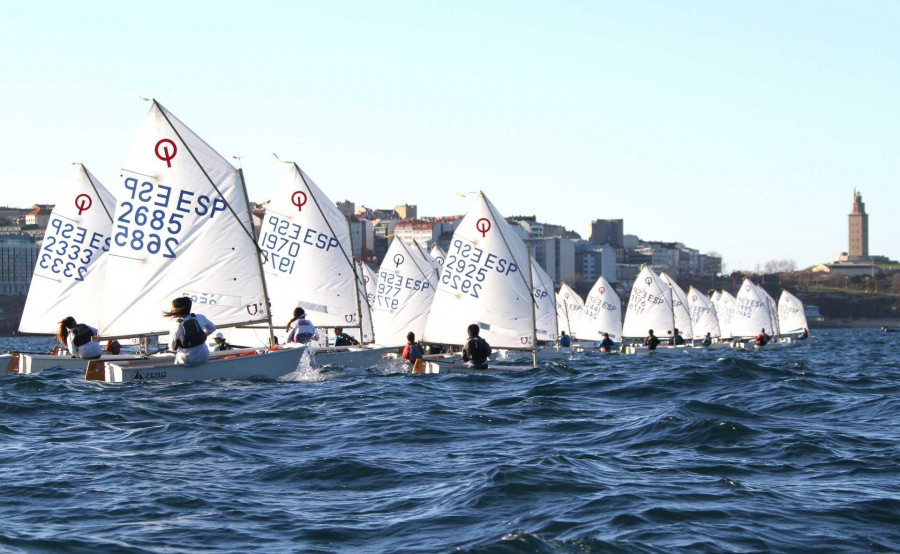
[848,189,868,258]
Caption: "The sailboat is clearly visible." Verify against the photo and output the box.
[429,244,447,271]
[9,164,143,374]
[85,100,305,382]
[660,272,694,341]
[421,192,540,372]
[241,162,388,366]
[716,290,737,341]
[414,240,442,276]
[687,287,722,345]
[759,285,781,339]
[621,266,677,354]
[531,257,559,344]
[729,278,775,346]
[556,282,585,338]
[371,236,437,347]
[778,290,809,339]
[577,275,622,345]
[355,260,375,344]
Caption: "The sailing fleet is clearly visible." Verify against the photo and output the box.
[7,101,811,381]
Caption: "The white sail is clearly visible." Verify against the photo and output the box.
[717,290,736,340]
[423,193,536,348]
[555,282,585,337]
[532,258,558,342]
[687,287,721,339]
[414,240,441,275]
[730,279,774,339]
[259,164,361,334]
[660,272,694,340]
[622,266,674,340]
[778,290,808,334]
[19,165,116,334]
[361,262,378,306]
[100,101,266,337]
[355,261,375,343]
[429,244,447,269]
[759,286,781,337]
[578,275,622,342]
[371,237,437,346]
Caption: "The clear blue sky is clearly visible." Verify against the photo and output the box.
[2,1,898,271]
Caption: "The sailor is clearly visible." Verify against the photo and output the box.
[462,324,492,369]
[401,332,423,362]
[755,328,770,346]
[599,332,614,352]
[701,332,712,347]
[798,328,809,340]
[672,328,685,346]
[286,307,319,344]
[164,297,216,366]
[644,329,661,350]
[333,326,360,347]
[558,331,572,348]
[57,316,103,359]
[212,332,231,351]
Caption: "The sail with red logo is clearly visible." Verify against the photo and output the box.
[579,275,622,342]
[423,192,536,349]
[99,100,267,338]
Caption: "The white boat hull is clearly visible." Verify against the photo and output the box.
[10,352,153,374]
[89,347,306,383]
[494,347,574,362]
[309,345,395,368]
[622,344,695,355]
[421,360,534,374]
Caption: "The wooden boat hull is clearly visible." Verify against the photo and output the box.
[87,347,306,383]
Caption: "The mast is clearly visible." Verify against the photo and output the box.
[561,283,572,338]
[527,246,537,368]
[346,216,366,344]
[238,168,276,347]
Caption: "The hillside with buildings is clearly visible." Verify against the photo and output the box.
[3,191,897,334]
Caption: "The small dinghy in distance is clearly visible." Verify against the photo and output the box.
[422,192,542,370]
[729,278,776,348]
[621,266,684,354]
[241,162,393,366]
[778,289,809,341]
[86,100,304,382]
[572,275,622,352]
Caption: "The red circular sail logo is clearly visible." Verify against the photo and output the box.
[155,139,177,167]
[476,218,491,237]
[291,191,308,211]
[74,194,92,215]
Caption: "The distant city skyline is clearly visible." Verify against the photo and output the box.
[2,1,898,270]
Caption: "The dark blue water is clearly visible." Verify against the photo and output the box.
[1,329,898,552]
